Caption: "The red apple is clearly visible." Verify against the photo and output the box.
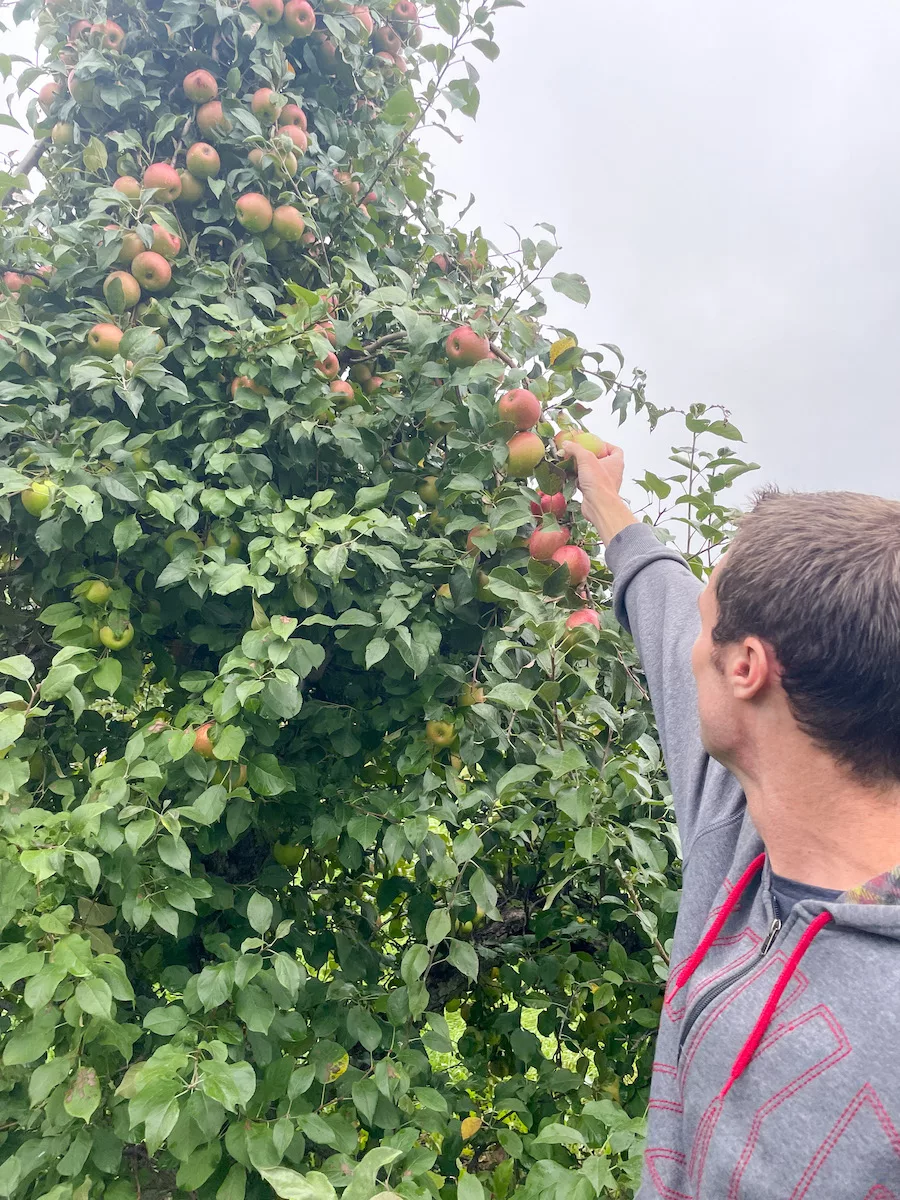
[330,380,354,401]
[231,375,267,399]
[88,322,123,358]
[498,387,541,430]
[112,228,144,264]
[431,253,449,273]
[177,170,206,203]
[466,523,491,554]
[565,608,601,632]
[236,193,274,232]
[391,0,417,34]
[249,0,284,22]
[69,19,91,39]
[528,527,570,561]
[506,431,545,478]
[445,325,491,367]
[194,722,215,758]
[184,69,218,103]
[349,5,374,35]
[2,272,23,293]
[372,23,401,54]
[92,20,126,50]
[185,142,220,178]
[196,101,231,136]
[251,87,279,122]
[530,491,567,520]
[272,205,305,241]
[278,103,307,129]
[142,162,182,202]
[283,0,315,35]
[114,175,140,199]
[130,251,172,293]
[37,80,60,112]
[315,353,340,380]
[279,125,308,152]
[314,321,337,346]
[312,32,339,68]
[551,545,591,586]
[103,270,141,310]
[150,224,181,261]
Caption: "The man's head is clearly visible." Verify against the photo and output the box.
[691,488,900,783]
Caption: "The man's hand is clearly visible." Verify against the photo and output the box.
[563,440,637,546]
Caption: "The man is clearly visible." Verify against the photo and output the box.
[565,440,900,1198]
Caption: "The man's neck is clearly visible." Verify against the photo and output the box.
[735,741,900,891]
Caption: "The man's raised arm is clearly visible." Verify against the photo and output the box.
[565,442,739,854]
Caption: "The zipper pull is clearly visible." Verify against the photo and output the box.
[760,917,782,956]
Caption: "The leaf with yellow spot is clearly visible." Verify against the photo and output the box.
[549,336,577,365]
[326,1050,349,1082]
[460,1115,482,1140]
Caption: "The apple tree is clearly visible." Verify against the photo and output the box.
[0,1,754,1198]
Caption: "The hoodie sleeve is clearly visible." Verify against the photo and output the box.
[605,522,742,857]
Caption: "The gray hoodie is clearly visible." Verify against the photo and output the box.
[607,523,900,1200]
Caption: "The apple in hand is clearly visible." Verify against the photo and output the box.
[554,429,606,457]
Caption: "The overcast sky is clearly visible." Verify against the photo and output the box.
[424,0,900,503]
[6,1,899,503]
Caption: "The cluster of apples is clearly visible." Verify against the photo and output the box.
[443,324,603,634]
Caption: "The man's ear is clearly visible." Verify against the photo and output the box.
[731,636,775,700]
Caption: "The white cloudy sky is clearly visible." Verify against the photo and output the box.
[423,0,900,503]
[6,0,899,504]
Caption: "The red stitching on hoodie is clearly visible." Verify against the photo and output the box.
[725,1005,852,1198]
[789,1083,900,1198]
[665,929,761,1022]
[642,1147,693,1199]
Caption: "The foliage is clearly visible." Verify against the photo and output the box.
[0,1,755,1198]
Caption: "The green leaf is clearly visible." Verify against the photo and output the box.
[29,1054,72,1105]
[82,136,108,172]
[0,710,25,751]
[258,1168,336,1200]
[64,1067,101,1122]
[574,826,606,861]
[0,655,33,680]
[75,977,114,1017]
[347,813,380,848]
[93,657,122,694]
[247,893,273,934]
[365,637,389,669]
[382,86,418,124]
[217,1164,247,1200]
[533,1122,587,1146]
[486,682,535,711]
[425,907,451,947]
[113,515,142,552]
[347,1006,381,1051]
[551,272,591,305]
[457,1171,485,1200]
[197,1060,256,1111]
[447,938,479,980]
[247,754,290,796]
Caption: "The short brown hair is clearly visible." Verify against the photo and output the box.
[712,487,900,783]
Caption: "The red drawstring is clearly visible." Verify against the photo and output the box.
[719,910,833,1098]
[670,853,766,997]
